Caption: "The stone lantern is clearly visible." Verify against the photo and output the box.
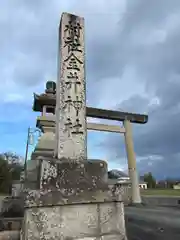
[31,81,56,159]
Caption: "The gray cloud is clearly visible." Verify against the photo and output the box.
[0,0,59,88]
[0,0,122,106]
[98,0,180,178]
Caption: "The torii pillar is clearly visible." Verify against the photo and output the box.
[124,120,141,204]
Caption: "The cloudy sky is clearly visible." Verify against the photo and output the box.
[1,0,180,179]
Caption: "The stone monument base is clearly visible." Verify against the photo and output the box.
[22,200,127,240]
[22,158,127,239]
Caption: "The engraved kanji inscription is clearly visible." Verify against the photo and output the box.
[65,71,81,93]
[64,33,82,53]
[64,20,82,53]
[64,118,73,137]
[65,52,83,71]
[63,95,83,116]
[73,95,83,116]
[65,20,82,39]
[63,96,73,113]
[64,118,83,136]
[72,119,83,134]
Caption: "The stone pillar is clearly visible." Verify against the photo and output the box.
[22,13,127,240]
[124,119,141,204]
[55,13,87,161]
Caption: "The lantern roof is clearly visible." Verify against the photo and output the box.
[32,81,56,112]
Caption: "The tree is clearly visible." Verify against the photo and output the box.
[165,178,177,189]
[2,152,24,181]
[0,155,12,194]
[0,152,23,194]
[143,172,156,188]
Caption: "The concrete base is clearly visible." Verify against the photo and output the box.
[22,201,127,240]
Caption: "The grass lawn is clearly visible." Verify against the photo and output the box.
[141,188,180,196]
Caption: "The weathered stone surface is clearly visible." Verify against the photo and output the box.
[24,187,122,208]
[99,202,126,235]
[40,159,108,191]
[33,126,55,157]
[24,160,40,191]
[36,116,56,132]
[26,160,40,183]
[55,12,87,161]
[24,158,122,207]
[23,202,126,240]
[25,157,109,193]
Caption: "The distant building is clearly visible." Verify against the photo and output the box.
[108,170,147,189]
[139,180,148,189]
[173,183,180,190]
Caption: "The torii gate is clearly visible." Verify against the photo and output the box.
[86,106,148,204]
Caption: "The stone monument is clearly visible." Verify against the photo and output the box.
[21,13,127,240]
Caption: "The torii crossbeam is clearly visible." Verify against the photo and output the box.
[86,106,148,124]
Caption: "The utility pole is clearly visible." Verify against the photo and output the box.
[24,127,41,181]
[24,127,30,181]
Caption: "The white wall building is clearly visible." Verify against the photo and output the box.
[108,176,147,189]
[108,170,148,189]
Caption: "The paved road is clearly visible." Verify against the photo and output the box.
[125,206,180,240]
